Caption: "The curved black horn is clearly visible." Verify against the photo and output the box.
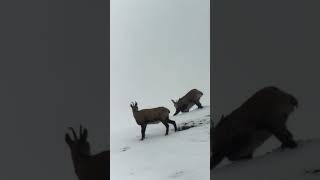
[68,127,78,140]
[80,125,83,135]
[135,101,137,106]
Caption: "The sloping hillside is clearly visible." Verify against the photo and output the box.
[111,106,210,180]
[212,139,320,180]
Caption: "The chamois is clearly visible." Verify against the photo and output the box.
[130,101,177,140]
[65,126,109,180]
[171,89,203,116]
[211,86,298,169]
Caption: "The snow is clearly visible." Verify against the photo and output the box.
[111,106,210,180]
[211,139,320,180]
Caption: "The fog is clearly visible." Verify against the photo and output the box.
[111,0,210,133]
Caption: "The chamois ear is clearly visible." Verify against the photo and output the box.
[80,125,83,135]
[65,134,73,146]
[68,127,78,140]
[81,128,88,142]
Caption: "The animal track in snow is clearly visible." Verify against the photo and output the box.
[120,146,130,152]
[170,170,184,178]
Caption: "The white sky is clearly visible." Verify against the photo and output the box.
[110,0,210,132]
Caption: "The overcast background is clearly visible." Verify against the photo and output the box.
[0,0,107,180]
[213,0,320,153]
[110,0,210,133]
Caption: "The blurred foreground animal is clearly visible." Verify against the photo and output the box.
[65,126,109,180]
[211,86,298,169]
[130,101,177,140]
[171,89,203,116]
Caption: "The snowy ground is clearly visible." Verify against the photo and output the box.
[111,106,210,180]
[211,139,320,180]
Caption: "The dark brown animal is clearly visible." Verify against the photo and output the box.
[130,101,177,140]
[65,126,109,180]
[171,89,203,116]
[211,86,298,169]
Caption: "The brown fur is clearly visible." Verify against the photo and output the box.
[130,102,177,140]
[171,89,203,116]
[65,126,109,180]
[211,86,298,169]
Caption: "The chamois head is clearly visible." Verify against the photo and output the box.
[130,101,138,111]
[65,125,91,157]
[171,99,179,109]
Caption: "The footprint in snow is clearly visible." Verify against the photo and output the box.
[170,171,184,178]
[120,146,130,152]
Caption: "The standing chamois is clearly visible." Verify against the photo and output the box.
[65,126,109,180]
[211,86,298,169]
[171,89,203,116]
[130,101,177,140]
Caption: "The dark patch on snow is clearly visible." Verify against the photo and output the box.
[120,146,130,152]
[170,170,184,178]
[178,124,196,131]
[305,169,320,175]
[177,117,209,131]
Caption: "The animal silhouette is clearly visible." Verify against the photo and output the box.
[211,86,298,169]
[130,101,177,140]
[171,89,203,116]
[65,126,109,180]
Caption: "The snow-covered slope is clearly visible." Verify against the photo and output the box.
[111,106,210,180]
[211,139,320,180]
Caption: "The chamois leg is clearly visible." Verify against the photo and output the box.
[211,153,225,169]
[267,124,297,148]
[195,100,203,109]
[167,119,177,132]
[284,128,293,139]
[140,124,147,141]
[280,127,295,149]
[181,104,188,112]
[161,121,169,135]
